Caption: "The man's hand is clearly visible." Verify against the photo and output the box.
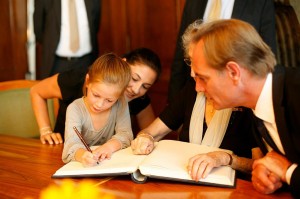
[187,151,231,181]
[253,151,292,182]
[252,163,283,194]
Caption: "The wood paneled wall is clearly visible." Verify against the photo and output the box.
[98,0,186,84]
[98,0,186,114]
[0,0,28,81]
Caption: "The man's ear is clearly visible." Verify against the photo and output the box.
[225,61,240,82]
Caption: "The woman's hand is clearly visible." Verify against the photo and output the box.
[131,133,154,155]
[187,151,231,181]
[40,132,63,145]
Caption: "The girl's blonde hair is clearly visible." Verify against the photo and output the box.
[83,53,131,107]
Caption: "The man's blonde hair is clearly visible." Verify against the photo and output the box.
[182,19,276,77]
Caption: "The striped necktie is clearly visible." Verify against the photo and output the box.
[207,0,222,21]
[69,0,79,52]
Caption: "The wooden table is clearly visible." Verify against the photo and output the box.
[0,135,293,199]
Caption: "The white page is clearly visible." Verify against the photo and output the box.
[53,147,146,177]
[138,140,235,186]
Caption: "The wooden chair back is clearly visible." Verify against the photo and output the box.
[0,80,58,138]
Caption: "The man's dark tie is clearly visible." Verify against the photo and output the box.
[253,116,279,153]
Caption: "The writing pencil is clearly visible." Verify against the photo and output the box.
[73,126,99,164]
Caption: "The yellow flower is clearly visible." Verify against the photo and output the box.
[40,179,114,199]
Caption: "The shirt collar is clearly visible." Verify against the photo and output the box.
[253,73,275,123]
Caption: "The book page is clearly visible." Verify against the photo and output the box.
[53,147,146,177]
[138,140,235,186]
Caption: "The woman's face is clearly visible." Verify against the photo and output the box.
[125,63,157,101]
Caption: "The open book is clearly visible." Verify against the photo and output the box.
[52,140,236,188]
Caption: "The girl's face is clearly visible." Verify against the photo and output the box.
[85,78,122,114]
[125,63,157,101]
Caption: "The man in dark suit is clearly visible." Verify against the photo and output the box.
[168,0,277,102]
[34,0,101,79]
[183,19,299,198]
[251,66,300,197]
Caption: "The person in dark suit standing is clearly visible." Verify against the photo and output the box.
[168,0,277,102]
[183,19,299,198]
[34,0,101,79]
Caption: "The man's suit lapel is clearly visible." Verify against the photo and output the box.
[187,0,207,21]
[54,1,61,32]
[231,0,247,18]
[199,0,208,18]
[84,0,92,27]
[272,67,298,160]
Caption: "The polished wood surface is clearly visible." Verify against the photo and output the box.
[0,135,293,199]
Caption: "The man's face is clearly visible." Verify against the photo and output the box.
[190,40,238,110]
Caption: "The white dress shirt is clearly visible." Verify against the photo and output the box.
[56,0,92,57]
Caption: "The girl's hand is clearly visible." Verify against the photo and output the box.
[93,145,113,162]
[81,151,99,167]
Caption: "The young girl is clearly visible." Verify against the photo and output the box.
[30,48,161,145]
[62,53,133,167]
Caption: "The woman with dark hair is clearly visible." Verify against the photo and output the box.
[30,48,162,145]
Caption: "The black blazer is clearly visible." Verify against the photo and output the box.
[34,0,101,79]
[255,66,300,198]
[168,0,277,101]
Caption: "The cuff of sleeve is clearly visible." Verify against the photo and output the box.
[286,164,298,185]
[225,152,233,166]
[110,138,124,149]
[137,132,154,141]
